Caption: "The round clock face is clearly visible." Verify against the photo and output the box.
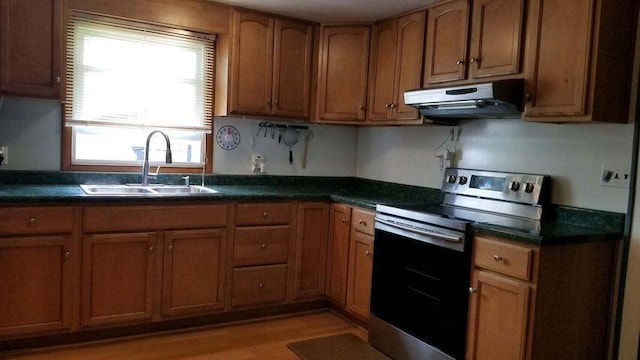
[216,125,240,150]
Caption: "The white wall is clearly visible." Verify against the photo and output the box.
[0,97,62,171]
[357,119,633,213]
[213,117,357,176]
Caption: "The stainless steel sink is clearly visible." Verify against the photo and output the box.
[80,184,217,196]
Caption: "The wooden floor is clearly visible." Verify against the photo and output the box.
[2,311,367,360]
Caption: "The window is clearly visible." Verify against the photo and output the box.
[63,15,214,171]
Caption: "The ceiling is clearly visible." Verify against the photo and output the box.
[210,0,436,23]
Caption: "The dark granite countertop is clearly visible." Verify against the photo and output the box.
[0,172,626,246]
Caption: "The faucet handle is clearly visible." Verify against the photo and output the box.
[149,166,161,179]
[182,176,190,186]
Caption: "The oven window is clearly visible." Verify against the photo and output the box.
[470,175,506,191]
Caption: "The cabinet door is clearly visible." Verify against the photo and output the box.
[345,231,373,320]
[293,203,329,300]
[367,19,398,121]
[467,270,530,360]
[272,19,312,119]
[523,0,593,117]
[469,0,524,79]
[0,0,62,98]
[393,11,425,121]
[0,236,72,336]
[229,10,274,115]
[82,233,157,327]
[325,204,351,305]
[317,25,370,122]
[162,229,226,317]
[424,0,470,84]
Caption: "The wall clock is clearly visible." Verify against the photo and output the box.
[216,125,240,150]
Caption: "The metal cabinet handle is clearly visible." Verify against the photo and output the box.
[524,93,532,102]
[261,243,267,250]
[469,287,477,294]
[263,211,269,217]
[267,98,272,106]
[341,218,348,224]
[258,283,264,289]
[274,99,279,107]
[365,250,372,257]
[456,59,465,65]
[64,251,70,258]
[493,254,503,262]
[54,76,61,83]
[148,246,155,253]
[358,220,367,226]
[358,104,364,111]
[470,57,479,63]
[29,217,36,224]
[168,244,174,252]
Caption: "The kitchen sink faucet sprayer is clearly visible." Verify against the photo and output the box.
[142,130,172,185]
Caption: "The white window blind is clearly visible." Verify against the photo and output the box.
[65,15,214,132]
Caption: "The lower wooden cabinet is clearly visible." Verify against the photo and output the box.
[293,202,330,300]
[162,229,226,317]
[325,204,352,305]
[231,264,288,307]
[345,231,374,319]
[81,232,157,327]
[466,235,617,360]
[0,235,73,336]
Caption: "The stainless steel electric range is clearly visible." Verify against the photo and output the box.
[369,168,549,360]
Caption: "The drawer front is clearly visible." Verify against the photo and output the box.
[351,208,375,235]
[84,204,228,232]
[234,226,289,267]
[474,237,533,281]
[232,264,287,308]
[0,207,74,235]
[236,203,291,226]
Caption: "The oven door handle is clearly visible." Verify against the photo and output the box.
[376,218,462,243]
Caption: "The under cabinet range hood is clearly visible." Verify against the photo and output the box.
[404,79,524,122]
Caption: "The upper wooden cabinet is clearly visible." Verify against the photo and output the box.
[228,10,313,119]
[523,0,638,123]
[316,25,371,123]
[424,0,524,85]
[368,11,425,123]
[0,0,62,99]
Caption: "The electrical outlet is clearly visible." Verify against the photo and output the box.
[0,146,7,166]
[601,164,629,188]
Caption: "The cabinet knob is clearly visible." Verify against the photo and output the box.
[358,220,367,226]
[493,254,503,262]
[365,250,372,257]
[258,283,264,289]
[456,59,465,66]
[263,211,269,217]
[64,251,70,258]
[341,218,348,224]
[358,104,364,111]
[54,76,61,83]
[469,287,477,294]
[470,57,479,64]
[168,244,174,252]
[261,243,267,250]
[267,98,272,106]
[389,103,396,108]
[524,93,532,102]
[28,217,36,224]
[274,99,279,107]
[148,246,155,253]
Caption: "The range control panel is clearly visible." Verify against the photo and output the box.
[441,168,548,205]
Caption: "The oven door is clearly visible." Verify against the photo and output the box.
[370,227,471,359]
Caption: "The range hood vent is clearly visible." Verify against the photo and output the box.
[404,79,524,123]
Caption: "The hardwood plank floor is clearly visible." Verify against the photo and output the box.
[2,311,366,360]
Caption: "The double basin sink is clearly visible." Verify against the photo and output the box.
[80,184,218,196]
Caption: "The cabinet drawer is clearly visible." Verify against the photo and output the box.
[0,207,73,235]
[234,226,289,267]
[84,204,227,232]
[236,203,291,226]
[351,208,375,235]
[232,264,287,308]
[474,237,533,281]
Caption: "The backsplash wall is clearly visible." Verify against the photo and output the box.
[356,120,634,213]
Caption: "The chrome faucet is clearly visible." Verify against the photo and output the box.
[142,130,172,185]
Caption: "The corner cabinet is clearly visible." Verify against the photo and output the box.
[316,25,371,124]
[0,0,62,99]
[0,206,76,337]
[228,10,313,119]
[523,0,638,123]
[423,0,524,85]
[367,11,425,124]
[467,235,618,360]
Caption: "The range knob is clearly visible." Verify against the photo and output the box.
[458,176,468,185]
[524,183,535,193]
[447,175,457,184]
[509,181,520,191]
